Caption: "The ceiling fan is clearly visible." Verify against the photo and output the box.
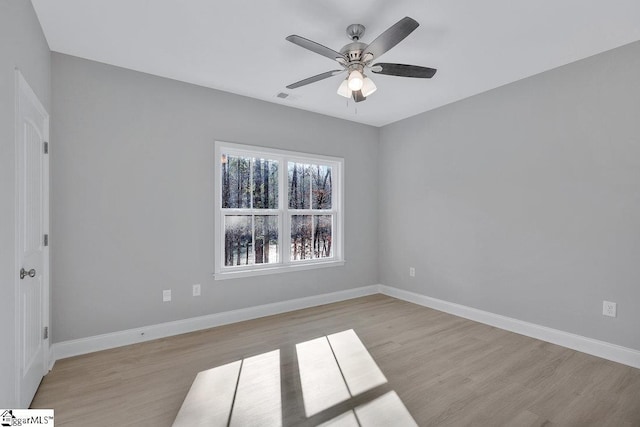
[285,17,437,103]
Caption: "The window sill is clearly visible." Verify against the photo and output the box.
[213,260,345,281]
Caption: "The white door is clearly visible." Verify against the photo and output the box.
[15,70,50,408]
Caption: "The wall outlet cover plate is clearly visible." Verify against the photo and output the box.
[602,300,616,317]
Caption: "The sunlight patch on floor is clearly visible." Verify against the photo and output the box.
[173,330,416,426]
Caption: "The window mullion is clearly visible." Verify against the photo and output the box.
[308,166,313,210]
[249,157,254,210]
[279,212,285,266]
[284,212,290,265]
[311,212,316,259]
[281,157,289,265]
[221,208,252,215]
[251,214,255,266]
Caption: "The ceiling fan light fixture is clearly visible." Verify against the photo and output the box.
[347,69,364,91]
[361,76,377,97]
[337,79,352,98]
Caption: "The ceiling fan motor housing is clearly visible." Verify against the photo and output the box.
[340,41,367,63]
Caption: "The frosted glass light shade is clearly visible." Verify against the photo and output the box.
[361,77,377,97]
[347,70,364,91]
[337,79,352,98]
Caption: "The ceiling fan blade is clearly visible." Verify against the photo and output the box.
[364,17,419,60]
[286,70,345,89]
[286,35,347,62]
[352,90,366,103]
[371,63,437,78]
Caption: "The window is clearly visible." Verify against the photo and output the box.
[214,141,344,279]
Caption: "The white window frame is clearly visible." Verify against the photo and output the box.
[214,141,344,280]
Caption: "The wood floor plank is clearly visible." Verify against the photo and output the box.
[229,350,282,427]
[354,391,417,427]
[296,336,351,417]
[172,360,240,427]
[31,295,640,426]
[327,329,387,397]
[317,411,359,427]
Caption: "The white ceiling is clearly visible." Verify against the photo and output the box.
[31,0,640,127]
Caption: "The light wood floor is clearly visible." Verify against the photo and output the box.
[32,295,640,426]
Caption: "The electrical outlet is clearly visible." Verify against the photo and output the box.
[192,284,201,297]
[603,301,616,317]
[409,267,415,277]
[163,289,171,302]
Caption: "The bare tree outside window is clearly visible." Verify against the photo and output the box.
[222,154,279,266]
[224,215,252,266]
[289,162,333,261]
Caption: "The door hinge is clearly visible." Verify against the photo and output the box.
[44,326,49,340]
[43,141,49,154]
[44,234,48,246]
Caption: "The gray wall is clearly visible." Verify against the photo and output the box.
[0,0,51,407]
[15,13,639,374]
[379,41,640,351]
[51,53,379,342]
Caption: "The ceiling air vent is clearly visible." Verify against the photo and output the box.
[276,92,290,99]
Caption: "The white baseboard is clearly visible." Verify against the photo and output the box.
[51,284,640,370]
[379,285,640,369]
[51,285,380,362]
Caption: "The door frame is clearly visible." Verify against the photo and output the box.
[14,69,50,407]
